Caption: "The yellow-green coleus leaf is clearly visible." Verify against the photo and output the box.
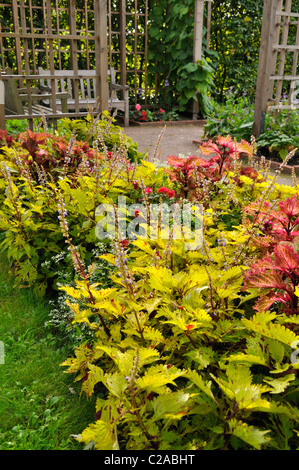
[77,419,119,450]
[136,364,185,393]
[242,316,299,346]
[228,418,271,450]
[211,364,271,410]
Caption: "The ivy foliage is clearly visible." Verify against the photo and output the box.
[147,0,217,115]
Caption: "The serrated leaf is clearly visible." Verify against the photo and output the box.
[77,419,119,450]
[211,364,271,410]
[151,391,190,422]
[265,338,285,364]
[186,369,214,399]
[142,326,165,345]
[242,317,298,346]
[81,363,104,397]
[227,353,267,366]
[229,419,271,450]
[263,374,296,394]
[104,372,128,398]
[136,365,185,392]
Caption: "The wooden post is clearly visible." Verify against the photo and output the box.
[206,0,212,50]
[0,77,5,130]
[253,0,278,137]
[120,0,127,92]
[19,0,34,130]
[267,0,283,102]
[193,0,204,120]
[69,0,79,113]
[94,0,109,112]
[12,0,22,76]
[289,1,299,105]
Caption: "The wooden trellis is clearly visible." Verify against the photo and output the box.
[0,0,109,128]
[253,0,299,136]
[0,0,211,127]
[107,0,150,106]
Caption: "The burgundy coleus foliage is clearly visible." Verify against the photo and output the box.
[19,129,51,159]
[16,129,96,170]
[244,243,299,315]
[245,195,299,247]
[166,136,253,199]
[0,129,18,150]
[199,135,253,176]
[166,155,214,198]
[243,195,299,315]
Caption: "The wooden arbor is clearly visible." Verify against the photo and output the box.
[253,0,299,137]
[0,0,109,129]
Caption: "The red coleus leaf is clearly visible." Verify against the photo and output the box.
[253,291,293,312]
[20,129,51,157]
[167,155,212,170]
[278,195,299,219]
[199,135,253,158]
[273,244,299,274]
[244,271,287,291]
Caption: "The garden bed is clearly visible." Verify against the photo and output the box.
[2,121,299,450]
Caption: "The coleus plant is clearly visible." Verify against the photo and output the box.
[242,195,299,315]
[59,230,299,450]
[199,134,253,176]
[166,135,253,202]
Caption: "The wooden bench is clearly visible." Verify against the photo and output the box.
[38,67,130,126]
[3,67,70,120]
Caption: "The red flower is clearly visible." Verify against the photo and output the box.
[144,187,152,194]
[140,110,147,121]
[119,239,129,248]
[157,187,168,194]
[132,181,139,189]
[158,187,175,198]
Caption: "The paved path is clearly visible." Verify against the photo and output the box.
[124,123,204,160]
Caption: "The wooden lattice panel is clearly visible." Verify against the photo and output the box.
[253,0,299,136]
[0,0,109,127]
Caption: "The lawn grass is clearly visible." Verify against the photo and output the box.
[0,255,96,450]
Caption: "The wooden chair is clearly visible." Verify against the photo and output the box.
[3,67,70,119]
[38,67,130,126]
